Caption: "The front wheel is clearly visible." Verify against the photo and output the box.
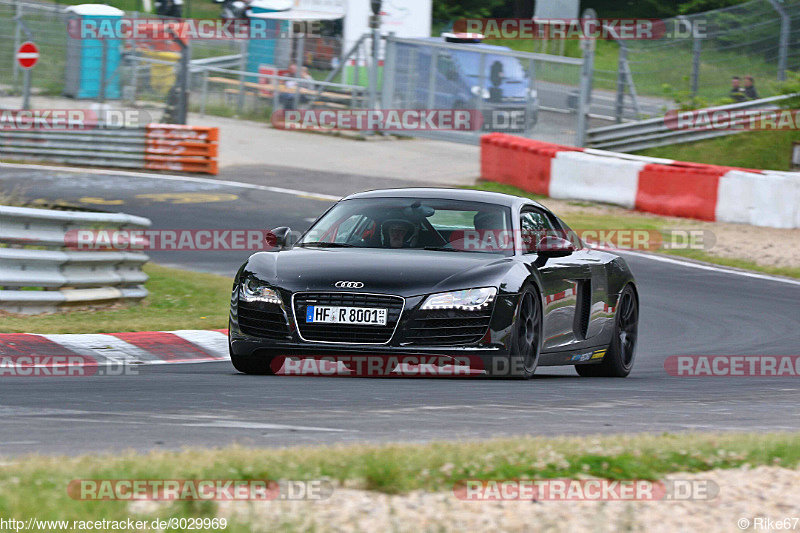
[486,286,542,379]
[576,284,638,377]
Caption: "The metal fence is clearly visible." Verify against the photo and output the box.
[586,93,798,152]
[0,124,219,173]
[612,0,800,119]
[0,205,151,314]
[381,35,589,146]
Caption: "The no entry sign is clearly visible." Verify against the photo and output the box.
[16,41,39,69]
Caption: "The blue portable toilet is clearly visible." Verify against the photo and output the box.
[246,0,292,73]
[64,4,124,99]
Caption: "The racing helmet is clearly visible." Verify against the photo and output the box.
[381,218,418,248]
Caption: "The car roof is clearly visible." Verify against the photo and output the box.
[408,37,513,53]
[342,187,546,210]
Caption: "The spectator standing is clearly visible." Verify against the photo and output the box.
[744,75,759,100]
[729,76,746,102]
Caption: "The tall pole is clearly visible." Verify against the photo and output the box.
[767,0,790,81]
[368,0,382,111]
[576,8,596,147]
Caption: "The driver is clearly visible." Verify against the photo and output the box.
[381,219,418,248]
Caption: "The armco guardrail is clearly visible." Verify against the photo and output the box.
[586,94,798,152]
[0,124,219,174]
[482,133,800,229]
[0,205,152,314]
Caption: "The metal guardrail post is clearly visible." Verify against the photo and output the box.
[767,0,790,82]
[178,38,189,124]
[426,48,437,110]
[294,34,304,108]
[691,28,701,97]
[200,68,208,115]
[675,16,703,98]
[238,40,247,114]
[12,1,21,85]
[380,34,396,110]
[615,42,627,124]
[524,57,535,137]
[100,39,107,103]
[476,52,486,142]
[576,9,597,147]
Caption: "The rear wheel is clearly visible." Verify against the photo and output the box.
[486,286,542,379]
[576,284,638,378]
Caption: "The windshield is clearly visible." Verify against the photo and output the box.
[450,50,527,83]
[298,197,514,255]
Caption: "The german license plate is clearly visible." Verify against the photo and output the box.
[306,306,387,326]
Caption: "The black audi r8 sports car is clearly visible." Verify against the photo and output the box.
[228,188,639,379]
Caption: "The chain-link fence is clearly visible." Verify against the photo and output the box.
[619,0,800,110]
[382,35,588,146]
[0,0,66,98]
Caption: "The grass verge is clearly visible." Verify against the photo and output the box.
[0,432,797,529]
[469,181,800,280]
[635,129,800,171]
[0,264,231,334]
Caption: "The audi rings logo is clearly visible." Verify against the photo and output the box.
[335,281,364,289]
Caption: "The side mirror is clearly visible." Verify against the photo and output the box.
[536,236,575,258]
[266,226,294,250]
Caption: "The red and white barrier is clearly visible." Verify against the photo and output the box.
[480,133,800,229]
[0,330,229,369]
[551,151,645,209]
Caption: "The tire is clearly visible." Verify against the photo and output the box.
[576,284,639,378]
[230,346,277,375]
[486,285,542,379]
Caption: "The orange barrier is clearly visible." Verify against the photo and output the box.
[635,164,723,221]
[481,133,583,195]
[144,124,219,175]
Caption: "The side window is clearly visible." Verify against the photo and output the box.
[437,54,458,82]
[520,210,555,253]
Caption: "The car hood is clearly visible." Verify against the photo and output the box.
[241,247,516,297]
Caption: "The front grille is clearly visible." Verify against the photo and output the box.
[405,308,493,345]
[293,293,404,344]
[238,301,291,339]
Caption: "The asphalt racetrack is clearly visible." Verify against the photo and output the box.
[1,164,799,456]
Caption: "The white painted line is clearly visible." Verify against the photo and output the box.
[180,420,349,432]
[40,333,158,364]
[619,251,800,287]
[169,330,229,359]
[0,162,341,202]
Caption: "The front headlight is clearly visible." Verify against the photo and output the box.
[421,287,497,311]
[240,278,282,304]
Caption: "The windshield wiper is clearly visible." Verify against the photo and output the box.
[423,246,463,252]
[300,242,357,248]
